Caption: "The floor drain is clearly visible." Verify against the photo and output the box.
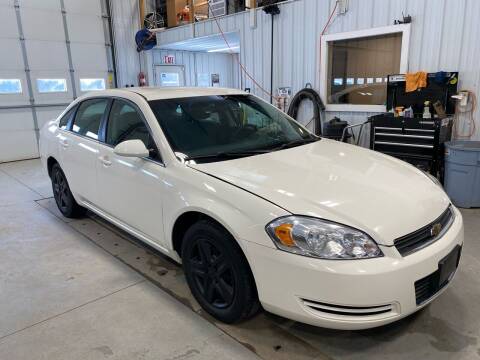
[273,345,282,351]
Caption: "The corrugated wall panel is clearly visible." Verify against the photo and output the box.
[110,0,141,87]
[154,0,480,140]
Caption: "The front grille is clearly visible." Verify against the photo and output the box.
[301,298,396,318]
[394,206,454,256]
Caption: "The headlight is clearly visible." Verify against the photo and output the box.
[266,216,382,259]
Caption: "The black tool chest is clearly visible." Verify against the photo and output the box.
[369,114,452,179]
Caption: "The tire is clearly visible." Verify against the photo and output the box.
[182,219,260,323]
[51,163,86,218]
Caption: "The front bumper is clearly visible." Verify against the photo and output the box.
[244,207,464,330]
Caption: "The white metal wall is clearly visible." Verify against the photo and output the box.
[153,49,239,88]
[0,0,112,162]
[110,0,142,87]
[156,0,480,142]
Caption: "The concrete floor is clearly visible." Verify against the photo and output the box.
[1,159,480,360]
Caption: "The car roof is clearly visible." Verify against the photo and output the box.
[85,87,247,101]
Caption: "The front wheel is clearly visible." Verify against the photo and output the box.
[51,163,86,218]
[182,220,260,323]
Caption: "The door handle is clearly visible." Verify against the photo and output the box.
[59,139,69,148]
[99,156,112,167]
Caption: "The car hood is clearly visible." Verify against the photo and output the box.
[188,139,451,245]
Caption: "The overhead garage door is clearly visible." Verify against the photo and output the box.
[0,0,115,163]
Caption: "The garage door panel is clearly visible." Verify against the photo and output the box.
[1,0,110,163]
[0,39,24,70]
[76,71,108,94]
[21,8,65,42]
[36,106,65,129]
[64,0,102,15]
[19,0,60,11]
[70,43,108,70]
[0,109,35,131]
[0,129,38,162]
[0,70,30,106]
[0,5,19,39]
[67,14,104,44]
[26,40,69,70]
[30,70,73,105]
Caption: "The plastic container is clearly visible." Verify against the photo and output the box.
[444,141,480,208]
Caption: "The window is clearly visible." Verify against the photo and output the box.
[59,106,77,130]
[320,24,410,112]
[106,100,154,151]
[160,73,180,87]
[197,73,210,87]
[37,78,67,93]
[80,78,106,92]
[0,79,22,94]
[148,95,314,161]
[72,98,109,140]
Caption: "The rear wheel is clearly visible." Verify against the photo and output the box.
[51,163,86,218]
[182,220,259,323]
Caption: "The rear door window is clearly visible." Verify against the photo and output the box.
[72,98,109,140]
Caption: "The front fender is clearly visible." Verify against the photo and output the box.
[162,165,290,259]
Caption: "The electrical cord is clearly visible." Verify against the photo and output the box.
[318,1,339,79]
[208,1,278,100]
[453,90,477,139]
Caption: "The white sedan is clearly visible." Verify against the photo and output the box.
[40,87,463,330]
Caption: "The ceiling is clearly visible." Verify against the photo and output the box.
[157,32,240,53]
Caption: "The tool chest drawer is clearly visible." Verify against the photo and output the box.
[369,114,452,178]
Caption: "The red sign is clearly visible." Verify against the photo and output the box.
[163,55,175,64]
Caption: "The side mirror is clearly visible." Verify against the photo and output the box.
[113,139,149,158]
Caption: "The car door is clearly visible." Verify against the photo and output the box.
[96,98,167,248]
[60,98,110,204]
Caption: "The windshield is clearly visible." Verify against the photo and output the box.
[148,94,317,162]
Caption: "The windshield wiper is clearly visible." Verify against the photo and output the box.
[269,137,320,151]
[185,149,271,162]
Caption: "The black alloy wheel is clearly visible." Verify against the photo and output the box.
[51,163,86,218]
[189,238,235,308]
[182,220,260,323]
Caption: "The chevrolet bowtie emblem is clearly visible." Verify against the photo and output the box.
[431,223,442,237]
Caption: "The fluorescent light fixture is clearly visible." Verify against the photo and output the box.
[207,46,239,53]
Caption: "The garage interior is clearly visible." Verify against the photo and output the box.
[1,0,480,359]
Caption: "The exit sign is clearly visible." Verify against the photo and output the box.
[163,55,175,64]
